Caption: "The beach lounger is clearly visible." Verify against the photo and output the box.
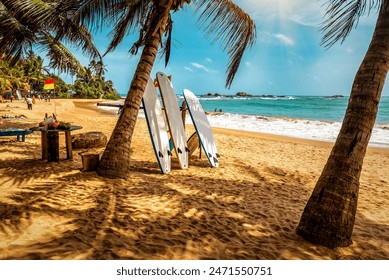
[0,128,33,142]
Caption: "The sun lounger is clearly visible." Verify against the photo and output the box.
[0,128,33,142]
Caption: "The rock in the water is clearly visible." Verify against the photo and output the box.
[72,131,107,149]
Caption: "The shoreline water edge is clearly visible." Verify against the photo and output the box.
[97,95,389,149]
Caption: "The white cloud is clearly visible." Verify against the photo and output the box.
[184,66,194,72]
[245,61,252,67]
[191,62,206,69]
[191,62,218,73]
[205,57,213,63]
[274,34,294,46]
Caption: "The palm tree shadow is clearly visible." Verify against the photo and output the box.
[0,156,388,260]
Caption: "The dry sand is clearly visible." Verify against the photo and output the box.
[0,98,388,260]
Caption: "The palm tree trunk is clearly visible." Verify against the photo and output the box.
[97,1,173,179]
[296,2,389,248]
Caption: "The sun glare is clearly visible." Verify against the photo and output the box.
[274,0,291,18]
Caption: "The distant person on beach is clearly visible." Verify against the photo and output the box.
[219,108,223,112]
[26,96,33,110]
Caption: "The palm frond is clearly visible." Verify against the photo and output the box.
[1,0,55,27]
[76,0,131,31]
[53,18,101,62]
[163,17,173,67]
[39,32,86,76]
[0,0,53,63]
[104,1,152,55]
[321,0,380,48]
[0,0,101,74]
[194,0,256,88]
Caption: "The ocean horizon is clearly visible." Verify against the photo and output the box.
[107,94,389,148]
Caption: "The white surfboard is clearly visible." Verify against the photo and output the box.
[156,72,188,169]
[183,89,219,167]
[142,77,171,173]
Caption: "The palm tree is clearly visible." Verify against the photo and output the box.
[0,0,100,77]
[76,0,256,178]
[19,51,47,90]
[89,59,107,78]
[296,1,389,248]
[0,55,28,91]
[77,68,95,85]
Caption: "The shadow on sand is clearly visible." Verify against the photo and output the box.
[0,140,388,260]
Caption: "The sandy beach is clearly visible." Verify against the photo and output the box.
[0,98,388,260]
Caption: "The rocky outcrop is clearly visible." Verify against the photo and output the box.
[71,131,107,149]
[204,93,222,97]
[236,92,252,97]
[324,95,344,98]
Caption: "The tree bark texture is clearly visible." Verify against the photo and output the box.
[296,3,389,248]
[97,1,173,179]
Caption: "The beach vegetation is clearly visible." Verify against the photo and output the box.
[72,76,119,99]
[72,60,120,99]
[74,0,255,178]
[0,51,119,99]
[296,1,389,248]
[0,52,66,93]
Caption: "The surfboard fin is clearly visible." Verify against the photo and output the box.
[158,151,163,158]
[185,147,190,152]
[208,152,212,158]
[178,148,182,154]
[216,153,220,158]
[167,150,172,156]
[213,157,219,163]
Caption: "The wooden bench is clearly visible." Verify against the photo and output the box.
[0,128,33,142]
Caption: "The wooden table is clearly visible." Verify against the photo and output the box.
[30,126,82,162]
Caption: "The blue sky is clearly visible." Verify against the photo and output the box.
[63,0,388,97]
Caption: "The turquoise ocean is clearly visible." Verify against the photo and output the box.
[107,94,389,148]
[194,95,389,124]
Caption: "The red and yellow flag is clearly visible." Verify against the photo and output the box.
[43,78,55,90]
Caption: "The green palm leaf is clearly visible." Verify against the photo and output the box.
[321,0,380,48]
[194,0,256,87]
[0,0,100,76]
[40,32,86,76]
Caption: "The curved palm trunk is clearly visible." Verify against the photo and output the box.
[296,3,389,248]
[97,2,172,179]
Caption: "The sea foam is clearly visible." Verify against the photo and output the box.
[203,112,389,148]
[97,103,389,148]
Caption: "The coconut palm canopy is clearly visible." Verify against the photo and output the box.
[77,0,256,88]
[321,0,382,48]
[0,0,101,76]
